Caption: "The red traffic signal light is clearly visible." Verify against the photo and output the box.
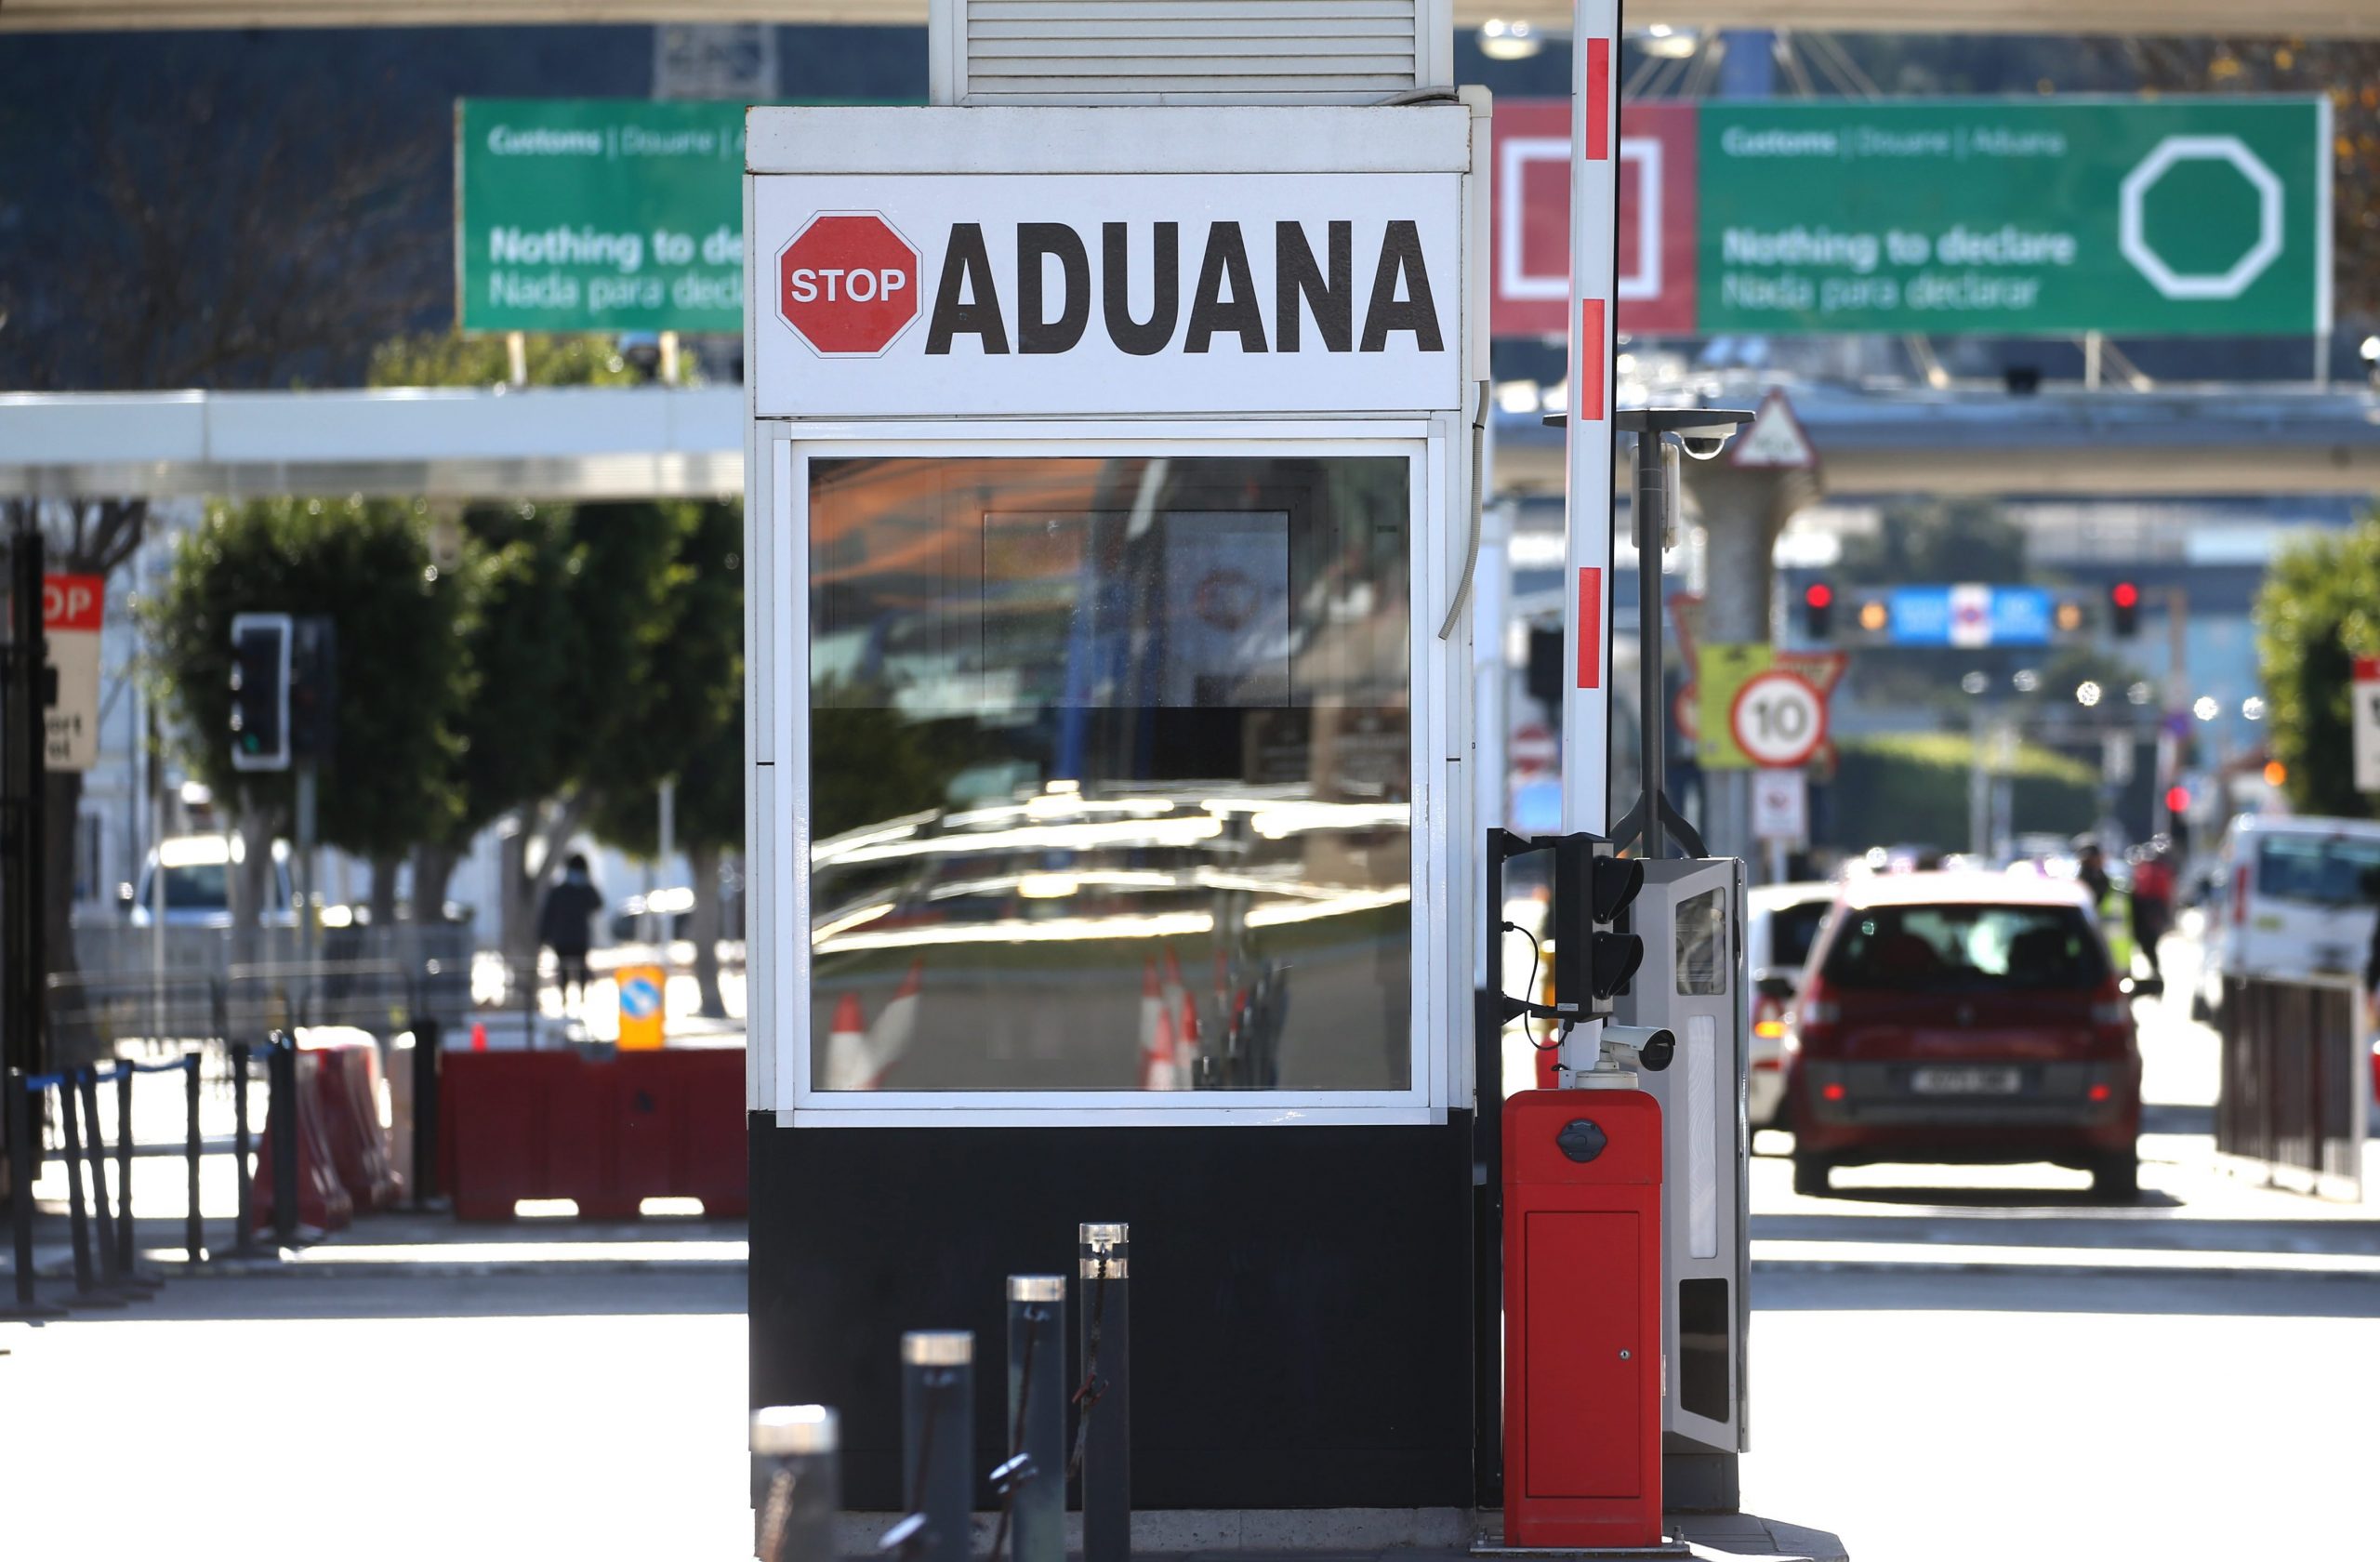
[2110,581,2141,638]
[1802,581,1833,640]
[2165,785,2191,814]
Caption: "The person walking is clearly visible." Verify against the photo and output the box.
[537,853,604,1011]
[2128,840,2175,983]
[2074,838,2112,905]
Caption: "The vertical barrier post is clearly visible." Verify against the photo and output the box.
[231,1041,257,1257]
[1078,1223,1130,1562]
[896,1330,973,1562]
[751,1405,840,1562]
[1003,1276,1066,1562]
[59,1078,121,1308]
[411,1015,441,1206]
[183,1053,204,1264]
[4,1070,60,1317]
[269,1035,298,1246]
[114,1064,137,1277]
[78,1069,121,1289]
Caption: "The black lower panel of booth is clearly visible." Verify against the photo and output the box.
[748,1114,1475,1511]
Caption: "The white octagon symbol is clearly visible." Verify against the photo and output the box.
[2118,135,2284,301]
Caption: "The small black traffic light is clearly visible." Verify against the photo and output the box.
[1585,843,1646,1005]
[1552,834,1646,1020]
[1802,581,1833,642]
[2109,581,2141,639]
[229,613,291,773]
[289,616,338,761]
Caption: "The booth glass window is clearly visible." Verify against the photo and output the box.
[806,453,1413,1093]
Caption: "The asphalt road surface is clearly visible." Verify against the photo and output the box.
[5,933,2372,1560]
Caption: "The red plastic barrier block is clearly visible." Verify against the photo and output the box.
[443,1047,747,1221]
[250,1052,354,1238]
[301,1039,404,1211]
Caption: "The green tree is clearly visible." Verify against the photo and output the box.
[2256,519,2380,820]
[145,496,466,947]
[363,333,662,957]
[583,501,744,1016]
[366,332,641,390]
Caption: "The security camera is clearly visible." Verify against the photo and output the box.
[1675,426,1742,461]
[1602,1024,1676,1073]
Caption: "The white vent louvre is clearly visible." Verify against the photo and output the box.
[932,0,1451,106]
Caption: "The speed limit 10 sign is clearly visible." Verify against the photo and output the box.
[1729,668,1827,769]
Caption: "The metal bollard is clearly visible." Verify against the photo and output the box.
[78,1070,121,1290]
[889,1330,973,1562]
[1078,1223,1131,1562]
[183,1054,204,1264]
[113,1065,137,1278]
[58,1079,122,1309]
[4,1071,60,1318]
[751,1405,840,1562]
[1001,1276,1066,1562]
[269,1037,298,1246]
[231,1041,257,1257]
[411,1016,441,1207]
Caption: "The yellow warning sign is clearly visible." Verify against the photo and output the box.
[615,964,668,1051]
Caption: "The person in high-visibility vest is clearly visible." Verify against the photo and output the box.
[2075,838,2133,975]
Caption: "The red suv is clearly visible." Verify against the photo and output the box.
[1783,873,2141,1199]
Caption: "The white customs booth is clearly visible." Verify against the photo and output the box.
[742,5,1498,1520]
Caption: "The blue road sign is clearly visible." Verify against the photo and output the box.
[1885,585,2054,648]
[620,974,663,1019]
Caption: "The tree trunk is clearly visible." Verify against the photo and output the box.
[410,843,459,923]
[688,842,726,1019]
[231,805,277,975]
[368,854,401,928]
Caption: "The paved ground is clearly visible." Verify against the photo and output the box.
[1733,935,2380,1562]
[4,931,2374,1560]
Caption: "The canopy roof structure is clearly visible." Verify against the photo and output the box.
[7,381,2380,502]
[4,0,2376,35]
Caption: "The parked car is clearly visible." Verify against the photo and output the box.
[1782,872,2141,1199]
[1745,882,1838,1131]
[2194,814,2380,1024]
[611,886,695,944]
[122,834,295,928]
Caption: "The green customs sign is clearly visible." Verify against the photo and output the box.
[456,99,749,333]
[1697,98,2330,337]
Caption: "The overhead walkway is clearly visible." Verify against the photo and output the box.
[1491,379,2380,499]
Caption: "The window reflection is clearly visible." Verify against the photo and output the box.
[808,454,1412,1092]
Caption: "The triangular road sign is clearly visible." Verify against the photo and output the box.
[1731,388,1818,470]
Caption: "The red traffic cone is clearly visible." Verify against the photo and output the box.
[866,960,925,1084]
[824,992,872,1092]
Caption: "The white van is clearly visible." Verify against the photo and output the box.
[124,834,296,929]
[2197,814,2380,1020]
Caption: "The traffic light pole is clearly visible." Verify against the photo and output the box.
[1633,426,1673,861]
[3,525,47,1087]
[295,759,317,1023]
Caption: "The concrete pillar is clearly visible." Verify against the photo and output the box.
[1680,460,1818,867]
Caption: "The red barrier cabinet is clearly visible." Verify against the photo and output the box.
[443,1046,746,1221]
[1502,1087,1664,1550]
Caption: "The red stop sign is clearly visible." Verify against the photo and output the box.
[775,212,921,358]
